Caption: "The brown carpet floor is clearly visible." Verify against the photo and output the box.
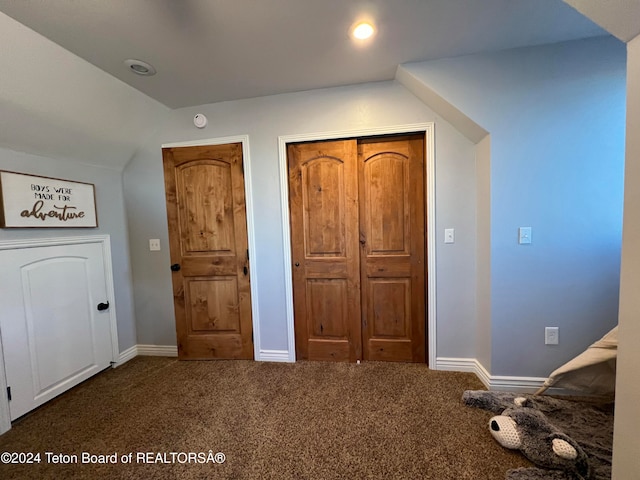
[0,357,532,479]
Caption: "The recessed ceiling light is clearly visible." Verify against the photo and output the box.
[124,59,156,76]
[352,22,375,40]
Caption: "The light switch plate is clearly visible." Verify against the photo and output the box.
[519,227,532,245]
[149,239,161,251]
[444,228,455,244]
[545,327,559,345]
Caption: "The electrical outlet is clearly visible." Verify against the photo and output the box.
[545,327,559,345]
[149,239,161,251]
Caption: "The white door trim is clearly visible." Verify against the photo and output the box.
[161,135,261,360]
[0,324,9,434]
[0,234,119,434]
[278,123,437,366]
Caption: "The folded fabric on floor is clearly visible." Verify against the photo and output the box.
[536,326,617,398]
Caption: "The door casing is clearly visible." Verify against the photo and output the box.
[278,123,436,365]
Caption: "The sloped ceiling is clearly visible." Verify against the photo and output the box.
[0,0,606,109]
[0,1,608,169]
[0,12,168,170]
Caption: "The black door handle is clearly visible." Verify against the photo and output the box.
[170,263,181,272]
[97,301,109,311]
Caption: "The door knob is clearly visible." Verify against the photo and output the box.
[295,262,300,267]
[97,301,110,311]
[170,263,181,271]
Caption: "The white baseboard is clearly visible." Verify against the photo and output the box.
[474,361,492,388]
[113,344,178,366]
[435,357,491,388]
[258,349,292,362]
[114,345,138,366]
[489,375,547,393]
[137,344,178,357]
[116,345,293,364]
[435,357,479,373]
[435,357,551,394]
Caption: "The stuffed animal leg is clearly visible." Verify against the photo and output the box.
[462,390,535,413]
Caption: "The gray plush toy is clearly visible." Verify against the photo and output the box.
[463,391,592,480]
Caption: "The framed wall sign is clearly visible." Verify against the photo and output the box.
[0,171,98,228]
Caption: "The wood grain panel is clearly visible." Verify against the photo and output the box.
[302,259,348,277]
[366,339,412,362]
[187,278,239,332]
[307,340,351,362]
[303,158,345,257]
[180,256,237,276]
[365,257,411,277]
[177,162,234,255]
[364,154,409,255]
[307,279,347,338]
[163,143,253,360]
[370,279,410,338]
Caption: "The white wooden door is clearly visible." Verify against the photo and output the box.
[0,241,115,420]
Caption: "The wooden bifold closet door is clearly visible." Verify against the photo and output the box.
[288,134,426,363]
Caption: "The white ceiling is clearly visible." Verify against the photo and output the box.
[0,0,607,109]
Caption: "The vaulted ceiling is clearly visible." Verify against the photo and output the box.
[0,0,607,109]
[5,1,640,170]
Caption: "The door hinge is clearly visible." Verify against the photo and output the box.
[247,249,249,261]
[6,386,11,402]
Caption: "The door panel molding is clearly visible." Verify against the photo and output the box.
[21,257,98,397]
[161,136,260,361]
[0,234,118,435]
[279,123,436,366]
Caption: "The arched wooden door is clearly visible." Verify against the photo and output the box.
[163,143,253,360]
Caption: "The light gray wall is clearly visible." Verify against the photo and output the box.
[0,147,137,353]
[0,10,167,356]
[612,33,640,479]
[475,135,492,369]
[123,80,478,359]
[401,36,627,376]
[434,118,477,358]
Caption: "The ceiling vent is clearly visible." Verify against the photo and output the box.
[124,59,156,76]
